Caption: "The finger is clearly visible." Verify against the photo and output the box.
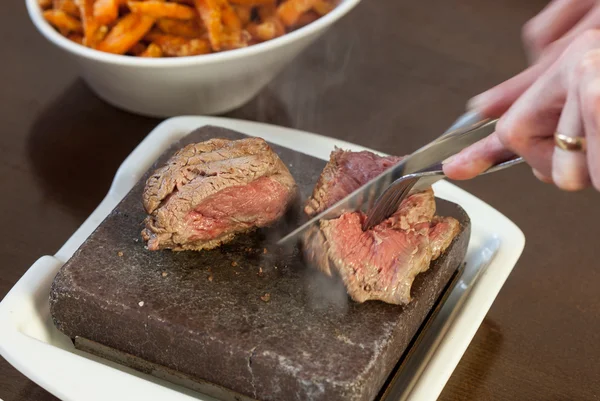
[552,74,590,191]
[471,8,600,118]
[578,49,600,190]
[468,49,564,118]
[442,133,514,180]
[494,30,600,176]
[522,0,596,62]
[540,5,600,63]
[533,168,554,184]
[492,61,564,177]
[461,30,600,182]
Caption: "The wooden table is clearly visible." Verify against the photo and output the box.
[3,0,599,400]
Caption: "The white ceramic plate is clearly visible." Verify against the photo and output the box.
[0,117,524,401]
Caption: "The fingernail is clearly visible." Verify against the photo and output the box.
[442,155,456,165]
[467,91,491,111]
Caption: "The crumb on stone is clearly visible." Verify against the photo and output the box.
[260,293,271,302]
[161,272,168,277]
[117,251,124,257]
[258,267,264,277]
[138,301,144,307]
[208,274,214,282]
[231,261,238,267]
[263,248,268,254]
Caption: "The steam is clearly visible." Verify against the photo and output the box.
[305,268,349,314]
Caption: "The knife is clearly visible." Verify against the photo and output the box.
[277,110,494,246]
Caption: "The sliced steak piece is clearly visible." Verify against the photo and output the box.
[304,150,460,305]
[304,148,404,216]
[142,137,297,251]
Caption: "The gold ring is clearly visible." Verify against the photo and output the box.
[555,133,587,152]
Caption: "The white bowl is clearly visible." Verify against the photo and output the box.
[25,0,360,117]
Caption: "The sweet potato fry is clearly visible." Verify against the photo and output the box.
[277,0,317,26]
[170,0,195,5]
[247,16,284,42]
[292,10,319,28]
[156,18,203,37]
[232,5,252,26]
[229,0,274,5]
[75,0,104,46]
[128,1,197,20]
[39,0,336,56]
[140,42,163,57]
[146,33,210,56]
[93,0,119,25]
[257,2,276,19]
[194,0,221,49]
[129,41,147,55]
[221,1,249,48]
[312,0,333,16]
[194,0,246,50]
[221,3,241,31]
[67,32,84,44]
[53,0,80,17]
[43,9,83,34]
[96,13,155,54]
[38,0,53,10]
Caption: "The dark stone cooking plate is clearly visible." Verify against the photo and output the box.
[49,126,471,401]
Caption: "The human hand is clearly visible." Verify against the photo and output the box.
[443,2,600,191]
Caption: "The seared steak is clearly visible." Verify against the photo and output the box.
[305,150,460,305]
[142,138,297,251]
[305,148,403,216]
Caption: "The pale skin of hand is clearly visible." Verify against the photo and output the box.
[442,0,600,191]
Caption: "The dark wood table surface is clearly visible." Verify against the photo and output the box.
[3,0,600,400]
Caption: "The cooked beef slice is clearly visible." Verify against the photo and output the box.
[142,137,297,251]
[304,149,460,305]
[304,148,403,216]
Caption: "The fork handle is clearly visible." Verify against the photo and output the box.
[480,156,525,175]
[423,156,525,175]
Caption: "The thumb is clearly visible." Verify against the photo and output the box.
[442,133,515,180]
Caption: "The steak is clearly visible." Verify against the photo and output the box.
[304,148,403,216]
[304,150,460,305]
[142,137,297,251]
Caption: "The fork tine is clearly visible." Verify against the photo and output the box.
[380,184,405,219]
[365,173,392,211]
[384,179,415,218]
[363,177,418,230]
[363,179,407,230]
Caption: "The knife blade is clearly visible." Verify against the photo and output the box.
[277,111,494,246]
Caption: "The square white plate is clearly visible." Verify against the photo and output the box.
[0,116,524,401]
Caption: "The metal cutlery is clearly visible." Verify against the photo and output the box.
[277,111,524,245]
[362,150,523,230]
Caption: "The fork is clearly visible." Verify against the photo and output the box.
[362,149,525,230]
